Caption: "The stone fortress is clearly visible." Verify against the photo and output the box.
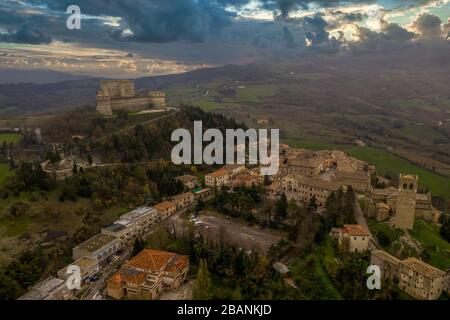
[96,80,166,116]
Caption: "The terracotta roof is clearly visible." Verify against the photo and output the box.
[402,257,445,279]
[286,174,341,191]
[128,249,188,272]
[207,169,228,178]
[342,224,370,237]
[371,250,402,265]
[109,249,189,286]
[172,192,194,201]
[154,201,176,211]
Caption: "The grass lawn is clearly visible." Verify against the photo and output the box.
[0,163,12,185]
[0,133,22,145]
[410,219,450,269]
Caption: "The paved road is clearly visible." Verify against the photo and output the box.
[354,199,380,250]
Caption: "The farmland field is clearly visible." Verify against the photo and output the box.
[0,133,22,145]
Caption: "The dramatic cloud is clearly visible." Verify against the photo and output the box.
[0,0,448,77]
[0,25,52,44]
[412,13,443,37]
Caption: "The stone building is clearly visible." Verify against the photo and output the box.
[171,192,195,210]
[270,174,341,207]
[153,201,177,219]
[337,224,370,253]
[205,169,230,187]
[279,148,372,193]
[371,250,446,300]
[365,174,440,230]
[106,249,189,300]
[96,80,166,116]
[175,174,200,190]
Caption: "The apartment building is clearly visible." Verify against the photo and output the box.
[205,169,229,187]
[371,250,446,300]
[171,192,195,210]
[154,201,177,219]
[222,164,246,178]
[101,207,159,245]
[19,277,72,300]
[57,256,100,288]
[72,233,120,264]
[106,249,189,300]
[192,187,213,201]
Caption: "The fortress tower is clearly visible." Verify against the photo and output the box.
[391,174,417,230]
[96,89,112,116]
[148,91,166,108]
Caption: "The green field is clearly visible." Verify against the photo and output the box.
[400,124,446,143]
[0,133,22,145]
[193,100,220,111]
[0,163,12,185]
[283,139,450,199]
[234,84,278,102]
[410,219,450,269]
[343,146,450,199]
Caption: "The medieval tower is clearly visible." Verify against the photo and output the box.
[391,174,418,230]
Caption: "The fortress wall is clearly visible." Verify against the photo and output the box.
[110,97,151,112]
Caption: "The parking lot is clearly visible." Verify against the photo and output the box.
[193,213,283,254]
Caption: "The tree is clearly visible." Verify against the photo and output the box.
[1,140,6,156]
[45,150,61,165]
[0,274,21,300]
[132,238,146,256]
[193,259,212,300]
[440,215,450,243]
[275,193,288,222]
[87,154,93,166]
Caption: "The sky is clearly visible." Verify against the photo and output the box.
[0,0,449,78]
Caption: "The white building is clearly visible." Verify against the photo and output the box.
[19,277,72,300]
[338,224,370,253]
[102,207,158,245]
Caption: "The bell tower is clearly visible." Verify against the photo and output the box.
[391,174,417,230]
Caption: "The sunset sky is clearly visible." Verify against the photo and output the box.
[0,0,449,78]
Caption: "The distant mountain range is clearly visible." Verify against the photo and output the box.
[0,69,92,84]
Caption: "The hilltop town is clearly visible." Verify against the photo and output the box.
[13,137,450,300]
[0,80,448,302]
